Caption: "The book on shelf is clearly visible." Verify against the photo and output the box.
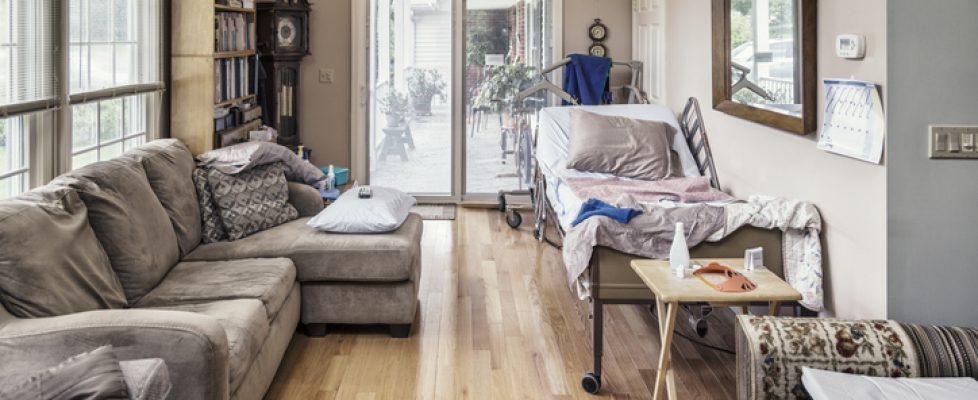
[214,11,255,52]
[214,57,253,103]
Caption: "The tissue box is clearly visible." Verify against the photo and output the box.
[319,166,349,186]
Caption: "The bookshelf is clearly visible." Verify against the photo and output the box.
[170,1,263,154]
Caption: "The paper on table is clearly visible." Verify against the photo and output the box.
[817,79,885,164]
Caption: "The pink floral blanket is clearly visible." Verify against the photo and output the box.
[565,176,735,204]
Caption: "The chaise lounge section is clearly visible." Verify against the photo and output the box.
[0,139,423,399]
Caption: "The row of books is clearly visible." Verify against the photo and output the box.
[215,11,256,52]
[214,57,253,103]
[215,1,255,8]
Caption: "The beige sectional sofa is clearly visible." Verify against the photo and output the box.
[0,139,423,400]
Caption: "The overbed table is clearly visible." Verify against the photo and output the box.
[630,258,802,400]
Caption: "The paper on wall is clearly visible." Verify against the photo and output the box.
[817,79,885,164]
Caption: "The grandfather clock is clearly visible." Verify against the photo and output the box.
[257,0,310,148]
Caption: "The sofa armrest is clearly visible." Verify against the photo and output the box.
[736,316,917,400]
[0,307,229,400]
[288,182,324,217]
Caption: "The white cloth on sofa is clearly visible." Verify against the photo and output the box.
[802,367,978,400]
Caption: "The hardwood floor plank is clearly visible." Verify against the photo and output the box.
[265,209,737,399]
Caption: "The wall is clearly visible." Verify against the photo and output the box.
[665,0,888,318]
[562,0,633,84]
[300,1,352,166]
[887,0,978,326]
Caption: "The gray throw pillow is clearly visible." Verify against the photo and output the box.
[566,109,682,180]
[193,168,227,244]
[207,162,298,241]
[0,186,127,318]
[0,345,129,400]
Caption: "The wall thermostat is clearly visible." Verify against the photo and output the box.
[836,34,866,59]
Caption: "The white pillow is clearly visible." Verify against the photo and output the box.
[307,186,416,233]
[802,367,978,400]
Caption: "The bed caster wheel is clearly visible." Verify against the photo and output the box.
[506,211,522,229]
[581,373,602,394]
[497,193,507,212]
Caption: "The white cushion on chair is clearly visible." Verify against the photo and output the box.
[802,367,978,400]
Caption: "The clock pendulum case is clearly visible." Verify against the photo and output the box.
[257,0,311,148]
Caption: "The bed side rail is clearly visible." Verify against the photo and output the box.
[680,97,721,190]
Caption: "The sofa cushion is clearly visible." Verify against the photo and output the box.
[184,214,423,283]
[124,139,201,256]
[193,168,227,243]
[147,299,269,393]
[0,186,127,317]
[206,162,298,241]
[52,157,180,303]
[135,258,296,319]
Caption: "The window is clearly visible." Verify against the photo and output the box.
[0,0,56,199]
[68,0,161,169]
[0,115,27,198]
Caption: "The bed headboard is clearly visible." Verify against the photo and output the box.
[679,98,721,190]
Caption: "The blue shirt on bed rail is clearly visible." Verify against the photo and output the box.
[571,198,643,227]
[562,54,612,106]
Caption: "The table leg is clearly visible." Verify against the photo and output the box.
[653,301,679,400]
[768,301,781,316]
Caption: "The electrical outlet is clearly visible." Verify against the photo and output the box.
[319,68,335,84]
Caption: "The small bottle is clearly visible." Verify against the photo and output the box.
[669,222,690,278]
[326,165,336,191]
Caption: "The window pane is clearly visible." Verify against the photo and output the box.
[99,98,122,142]
[114,43,134,85]
[69,45,87,92]
[100,141,123,160]
[0,116,26,173]
[124,135,144,151]
[68,0,81,42]
[0,173,26,200]
[124,95,144,135]
[89,44,113,88]
[72,102,97,151]
[0,0,9,44]
[69,0,160,93]
[72,150,97,169]
[1,0,57,107]
[88,0,111,42]
[113,0,130,42]
[0,48,9,104]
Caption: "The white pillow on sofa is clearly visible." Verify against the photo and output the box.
[307,186,416,233]
[802,367,978,400]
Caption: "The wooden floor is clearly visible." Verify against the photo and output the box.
[265,208,738,400]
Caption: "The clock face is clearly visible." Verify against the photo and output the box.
[277,16,299,49]
[589,19,608,41]
[589,43,607,58]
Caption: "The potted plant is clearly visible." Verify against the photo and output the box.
[472,64,536,128]
[406,68,447,116]
[380,89,410,127]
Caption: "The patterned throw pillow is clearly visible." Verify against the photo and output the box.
[206,162,298,241]
[193,168,227,243]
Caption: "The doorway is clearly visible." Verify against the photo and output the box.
[357,0,560,203]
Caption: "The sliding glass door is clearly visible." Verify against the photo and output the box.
[365,0,556,201]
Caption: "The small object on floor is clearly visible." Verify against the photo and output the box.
[358,186,372,199]
[410,204,457,220]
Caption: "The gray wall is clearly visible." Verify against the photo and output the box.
[887,0,978,326]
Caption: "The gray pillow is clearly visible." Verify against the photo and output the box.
[0,345,129,400]
[193,168,227,244]
[207,162,298,241]
[0,186,127,318]
[566,109,682,180]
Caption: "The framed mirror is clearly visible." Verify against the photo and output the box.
[712,0,817,134]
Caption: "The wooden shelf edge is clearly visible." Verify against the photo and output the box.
[215,94,256,107]
[215,4,256,13]
[214,50,257,59]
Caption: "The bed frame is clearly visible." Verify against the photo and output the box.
[518,97,798,394]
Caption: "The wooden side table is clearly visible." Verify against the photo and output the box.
[630,258,802,400]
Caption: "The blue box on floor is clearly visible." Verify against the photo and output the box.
[318,166,349,186]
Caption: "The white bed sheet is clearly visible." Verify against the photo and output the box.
[536,104,703,230]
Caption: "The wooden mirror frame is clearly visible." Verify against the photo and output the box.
[711,0,817,134]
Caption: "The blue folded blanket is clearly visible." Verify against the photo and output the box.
[571,198,643,227]
[562,54,612,105]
